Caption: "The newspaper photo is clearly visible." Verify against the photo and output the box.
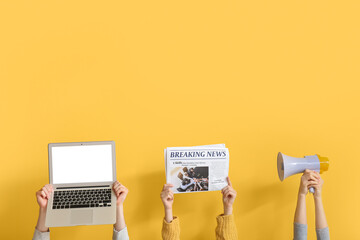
[164,144,229,194]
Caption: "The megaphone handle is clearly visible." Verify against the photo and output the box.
[309,187,315,194]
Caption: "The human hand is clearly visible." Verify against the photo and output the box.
[299,169,321,196]
[36,184,53,209]
[160,184,174,210]
[309,171,324,199]
[221,177,237,215]
[113,181,129,206]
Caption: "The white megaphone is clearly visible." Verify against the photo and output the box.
[277,152,329,193]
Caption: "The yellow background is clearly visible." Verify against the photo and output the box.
[1,0,359,239]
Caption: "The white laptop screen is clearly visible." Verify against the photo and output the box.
[51,144,113,184]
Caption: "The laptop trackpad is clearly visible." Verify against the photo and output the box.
[71,210,93,225]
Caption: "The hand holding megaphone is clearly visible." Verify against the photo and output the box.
[299,169,323,195]
[277,152,329,194]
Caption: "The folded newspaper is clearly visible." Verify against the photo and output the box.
[164,144,229,194]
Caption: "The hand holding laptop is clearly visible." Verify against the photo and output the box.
[113,181,129,232]
[33,141,130,239]
[113,181,128,206]
[35,184,53,233]
[36,184,53,209]
[34,182,130,239]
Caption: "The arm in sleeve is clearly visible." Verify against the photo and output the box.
[113,226,130,240]
[316,227,330,240]
[215,214,238,240]
[294,223,307,240]
[162,216,180,240]
[32,228,50,240]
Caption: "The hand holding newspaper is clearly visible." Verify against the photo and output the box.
[164,144,229,194]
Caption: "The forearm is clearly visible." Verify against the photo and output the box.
[36,208,48,232]
[224,205,233,215]
[164,207,173,223]
[314,196,328,229]
[114,204,126,231]
[294,194,307,225]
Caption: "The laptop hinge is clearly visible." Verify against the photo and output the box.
[56,185,110,189]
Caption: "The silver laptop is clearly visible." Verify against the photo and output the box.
[45,141,117,227]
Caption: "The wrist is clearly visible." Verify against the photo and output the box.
[164,204,172,211]
[314,195,322,201]
[164,208,173,223]
[36,226,49,232]
[36,208,49,232]
[116,203,124,212]
[298,192,307,198]
[39,206,47,211]
[223,205,233,215]
[164,205,173,211]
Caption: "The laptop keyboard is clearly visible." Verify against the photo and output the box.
[52,189,112,209]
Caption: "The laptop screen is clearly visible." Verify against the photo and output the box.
[51,144,113,184]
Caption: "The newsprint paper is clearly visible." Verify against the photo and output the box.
[164,144,229,194]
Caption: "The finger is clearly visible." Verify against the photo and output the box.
[113,184,120,191]
[36,190,42,198]
[224,191,234,199]
[167,193,174,200]
[309,171,320,180]
[223,187,230,194]
[42,186,49,194]
[224,192,231,199]
[162,191,170,199]
[42,187,50,199]
[307,171,320,181]
[308,179,318,183]
[228,188,237,195]
[308,175,321,183]
[113,181,120,188]
[223,189,231,197]
[307,175,317,182]
[118,186,128,194]
[161,192,167,198]
[304,169,312,174]
[222,186,229,193]
[115,189,121,197]
[113,187,119,195]
[226,189,236,197]
[41,190,47,199]
[116,186,124,195]
[314,171,321,179]
[163,184,174,190]
[44,185,53,194]
[114,188,120,196]
[311,171,320,179]
[224,186,235,195]
[307,180,318,186]
[165,189,173,195]
[227,177,232,187]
